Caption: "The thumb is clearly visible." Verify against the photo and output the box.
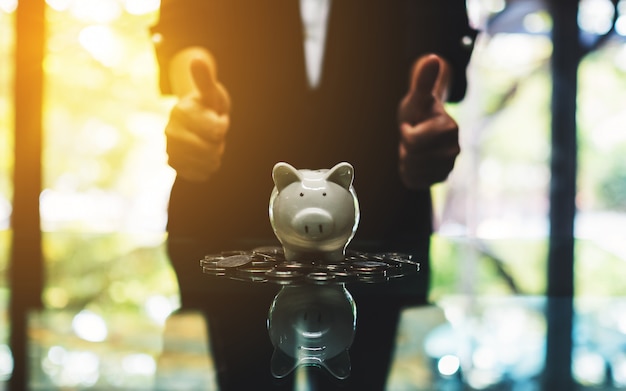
[190,57,230,114]
[406,54,441,109]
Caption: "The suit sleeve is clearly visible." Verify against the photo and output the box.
[404,0,479,102]
[150,0,216,95]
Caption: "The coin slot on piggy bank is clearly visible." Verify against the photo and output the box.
[269,162,360,263]
[267,284,356,379]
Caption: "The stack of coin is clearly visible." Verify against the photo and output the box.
[200,246,420,286]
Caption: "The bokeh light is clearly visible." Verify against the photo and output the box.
[70,0,121,23]
[578,0,616,35]
[121,353,156,377]
[124,0,160,15]
[78,25,124,67]
[144,295,176,325]
[46,0,72,12]
[438,354,461,376]
[72,310,108,342]
[0,0,16,13]
[0,344,13,381]
[42,347,100,387]
[572,349,607,386]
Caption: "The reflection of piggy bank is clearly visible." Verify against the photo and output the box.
[267,285,357,379]
[269,162,360,262]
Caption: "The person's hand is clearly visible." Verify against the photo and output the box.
[397,54,460,190]
[165,56,231,182]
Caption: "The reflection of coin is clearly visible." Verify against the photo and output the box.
[331,271,356,282]
[321,262,346,272]
[266,269,303,280]
[202,266,227,276]
[350,260,387,271]
[306,272,336,283]
[358,275,388,284]
[216,254,253,268]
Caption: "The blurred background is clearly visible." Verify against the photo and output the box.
[1,0,626,389]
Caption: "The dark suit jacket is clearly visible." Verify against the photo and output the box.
[151,0,477,302]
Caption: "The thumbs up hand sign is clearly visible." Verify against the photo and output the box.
[397,54,460,190]
[165,50,231,182]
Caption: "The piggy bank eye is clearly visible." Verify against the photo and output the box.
[323,192,327,197]
[299,192,304,197]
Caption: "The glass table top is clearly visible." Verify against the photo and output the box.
[20,294,626,390]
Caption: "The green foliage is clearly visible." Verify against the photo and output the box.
[578,45,626,212]
[0,4,179,316]
[43,4,173,211]
[597,156,626,211]
[43,232,179,312]
[429,235,530,301]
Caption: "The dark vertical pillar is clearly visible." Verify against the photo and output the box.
[544,0,580,390]
[10,0,45,389]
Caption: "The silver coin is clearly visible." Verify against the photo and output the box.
[382,252,412,262]
[385,266,406,277]
[281,261,314,272]
[330,271,356,282]
[220,250,248,256]
[357,275,389,284]
[200,259,219,267]
[350,260,388,272]
[201,254,224,265]
[232,275,269,283]
[252,246,284,255]
[345,250,369,258]
[398,261,420,274]
[237,265,274,275]
[266,269,303,279]
[319,262,346,272]
[355,270,387,279]
[201,249,419,286]
[250,260,276,268]
[384,259,405,269]
[216,254,253,268]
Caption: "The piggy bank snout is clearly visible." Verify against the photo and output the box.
[292,208,334,239]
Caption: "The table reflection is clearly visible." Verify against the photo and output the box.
[191,246,422,390]
[267,284,356,380]
[23,295,626,390]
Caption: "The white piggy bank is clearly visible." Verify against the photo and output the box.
[269,162,360,262]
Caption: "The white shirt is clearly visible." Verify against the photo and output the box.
[299,0,332,89]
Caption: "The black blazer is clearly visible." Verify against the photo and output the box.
[151,0,477,299]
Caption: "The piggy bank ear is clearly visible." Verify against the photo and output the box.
[273,162,302,191]
[325,162,354,190]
